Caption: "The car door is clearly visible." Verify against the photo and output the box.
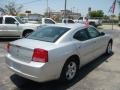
[87,27,106,59]
[73,28,95,66]
[3,17,20,37]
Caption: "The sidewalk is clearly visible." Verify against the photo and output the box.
[98,25,120,30]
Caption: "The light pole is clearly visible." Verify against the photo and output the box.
[46,0,49,17]
[118,0,120,20]
[64,0,67,18]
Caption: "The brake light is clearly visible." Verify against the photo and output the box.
[32,48,48,63]
[5,43,10,52]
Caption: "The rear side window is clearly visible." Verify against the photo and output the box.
[87,27,100,38]
[5,17,16,24]
[74,29,89,41]
[0,17,3,24]
[27,26,70,42]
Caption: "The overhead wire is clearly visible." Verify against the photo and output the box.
[21,0,42,5]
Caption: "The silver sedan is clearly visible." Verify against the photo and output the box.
[5,23,113,83]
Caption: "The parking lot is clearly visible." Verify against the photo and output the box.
[0,27,120,90]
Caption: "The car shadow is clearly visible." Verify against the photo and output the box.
[0,38,19,42]
[10,53,114,90]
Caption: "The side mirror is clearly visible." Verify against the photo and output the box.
[100,32,105,36]
[14,21,19,26]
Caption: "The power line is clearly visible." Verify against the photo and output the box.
[21,0,41,5]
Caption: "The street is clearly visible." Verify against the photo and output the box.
[0,29,120,90]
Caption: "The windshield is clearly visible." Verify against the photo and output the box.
[27,26,70,42]
[15,17,24,24]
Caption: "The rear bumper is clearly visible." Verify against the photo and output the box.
[5,54,57,82]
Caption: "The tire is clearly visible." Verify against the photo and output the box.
[106,42,112,55]
[23,31,33,38]
[60,59,79,83]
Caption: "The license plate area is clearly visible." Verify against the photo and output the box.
[9,45,32,63]
[11,62,21,71]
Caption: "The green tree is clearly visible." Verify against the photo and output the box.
[104,15,109,20]
[0,1,23,15]
[89,10,104,18]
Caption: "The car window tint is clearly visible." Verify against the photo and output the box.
[45,19,55,24]
[0,17,3,24]
[74,29,89,41]
[5,17,16,24]
[27,26,70,42]
[87,27,100,38]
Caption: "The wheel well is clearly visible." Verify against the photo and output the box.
[22,29,33,36]
[60,55,80,80]
[66,55,80,66]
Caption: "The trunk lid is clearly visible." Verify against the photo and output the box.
[9,38,56,63]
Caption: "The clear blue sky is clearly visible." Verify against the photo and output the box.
[1,0,120,16]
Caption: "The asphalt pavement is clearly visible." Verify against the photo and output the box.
[0,28,120,90]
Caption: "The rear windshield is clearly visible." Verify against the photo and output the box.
[27,26,70,42]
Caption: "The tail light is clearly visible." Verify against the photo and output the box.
[5,43,10,52]
[32,48,48,63]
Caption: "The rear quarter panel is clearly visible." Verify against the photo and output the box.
[47,42,79,78]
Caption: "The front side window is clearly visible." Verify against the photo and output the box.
[73,29,89,41]
[87,27,100,38]
[5,17,16,24]
[27,26,70,42]
[0,17,3,24]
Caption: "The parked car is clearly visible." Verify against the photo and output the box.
[21,17,56,24]
[0,15,56,38]
[74,17,102,27]
[5,23,113,83]
[62,19,75,23]
[21,18,39,24]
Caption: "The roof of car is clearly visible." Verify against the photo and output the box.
[46,23,86,29]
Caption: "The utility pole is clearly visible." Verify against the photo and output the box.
[46,0,48,17]
[64,0,67,18]
[72,7,75,13]
[118,0,120,21]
